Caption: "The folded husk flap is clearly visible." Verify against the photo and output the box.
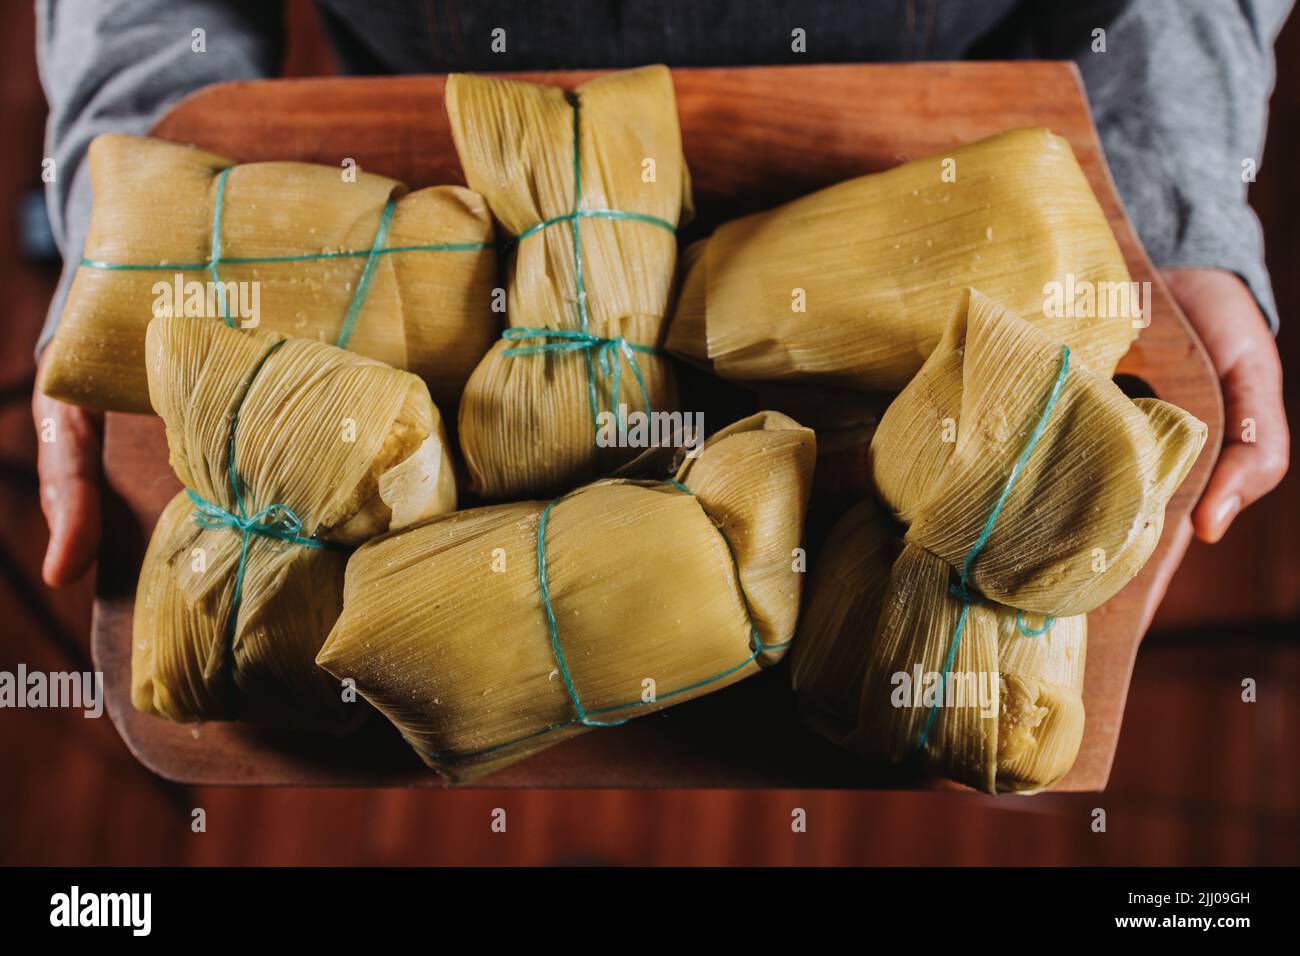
[317,410,814,782]
[447,65,694,499]
[668,128,1138,389]
[40,134,497,413]
[132,316,456,731]
[791,290,1206,792]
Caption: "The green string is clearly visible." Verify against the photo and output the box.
[335,198,394,349]
[915,344,1071,750]
[406,478,787,766]
[208,167,232,324]
[79,166,489,346]
[183,338,339,686]
[1014,610,1055,637]
[507,208,676,247]
[502,327,656,430]
[499,95,678,448]
[81,241,487,269]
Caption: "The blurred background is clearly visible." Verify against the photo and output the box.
[1,2,1296,866]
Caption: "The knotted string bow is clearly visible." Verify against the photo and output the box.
[183,338,336,684]
[501,327,655,431]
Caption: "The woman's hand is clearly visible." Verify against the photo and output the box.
[31,356,103,587]
[1162,267,1289,543]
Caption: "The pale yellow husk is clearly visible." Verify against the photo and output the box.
[667,128,1138,389]
[317,411,814,781]
[131,316,456,731]
[447,65,693,498]
[791,290,1206,792]
[40,134,497,413]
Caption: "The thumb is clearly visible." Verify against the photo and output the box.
[33,387,103,587]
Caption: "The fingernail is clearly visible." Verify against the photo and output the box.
[1212,494,1241,532]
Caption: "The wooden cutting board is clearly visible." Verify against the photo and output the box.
[91,62,1223,790]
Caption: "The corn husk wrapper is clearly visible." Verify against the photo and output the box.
[132,316,456,732]
[791,291,1206,792]
[40,134,497,413]
[447,66,693,498]
[317,411,814,781]
[668,128,1137,389]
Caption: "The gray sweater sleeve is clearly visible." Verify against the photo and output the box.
[35,0,283,357]
[1034,0,1292,331]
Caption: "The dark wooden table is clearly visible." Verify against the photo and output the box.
[92,62,1223,790]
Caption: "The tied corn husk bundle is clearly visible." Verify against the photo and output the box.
[317,411,814,781]
[447,66,693,498]
[40,134,497,414]
[668,128,1138,389]
[132,315,456,732]
[791,290,1206,792]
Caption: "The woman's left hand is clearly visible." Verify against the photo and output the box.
[1162,267,1289,543]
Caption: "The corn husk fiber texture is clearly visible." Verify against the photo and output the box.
[40,134,497,414]
[317,411,814,781]
[668,128,1137,390]
[791,290,1206,792]
[132,316,456,732]
[447,66,693,498]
